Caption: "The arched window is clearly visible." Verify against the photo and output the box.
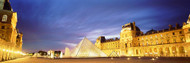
[179,46,185,54]
[181,38,184,42]
[2,15,8,22]
[165,47,170,55]
[159,48,163,55]
[154,48,157,52]
[136,50,138,55]
[172,47,177,54]
[125,43,127,47]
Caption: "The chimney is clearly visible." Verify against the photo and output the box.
[152,31,154,34]
[183,22,187,26]
[100,36,106,42]
[175,23,179,29]
[157,31,159,33]
[162,29,165,32]
[133,22,135,25]
[122,25,124,28]
[169,24,173,30]
[133,22,136,31]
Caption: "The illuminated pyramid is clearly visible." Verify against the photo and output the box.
[71,37,107,57]
[109,51,119,57]
[64,47,71,57]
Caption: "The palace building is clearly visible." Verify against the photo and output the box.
[95,14,190,57]
[0,0,23,61]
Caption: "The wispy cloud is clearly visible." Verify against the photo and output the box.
[62,42,77,47]
[77,28,120,42]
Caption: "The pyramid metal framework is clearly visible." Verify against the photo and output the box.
[71,37,107,57]
[109,51,119,57]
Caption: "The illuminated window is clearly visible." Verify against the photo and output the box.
[167,39,169,44]
[142,43,144,46]
[2,34,4,38]
[125,34,127,37]
[166,34,168,37]
[2,15,8,22]
[156,41,158,44]
[181,38,184,42]
[173,39,176,43]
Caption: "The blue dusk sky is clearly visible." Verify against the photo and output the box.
[9,0,190,52]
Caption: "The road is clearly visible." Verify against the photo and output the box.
[1,56,190,63]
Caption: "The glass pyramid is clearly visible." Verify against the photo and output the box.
[64,47,71,57]
[71,37,107,57]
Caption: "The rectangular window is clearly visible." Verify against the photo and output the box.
[173,32,175,35]
[166,34,168,37]
[125,43,127,47]
[1,26,5,29]
[179,31,182,34]
[125,34,127,37]
[181,38,184,42]
[167,40,169,44]
[174,39,176,43]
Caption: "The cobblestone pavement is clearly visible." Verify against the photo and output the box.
[1,56,190,63]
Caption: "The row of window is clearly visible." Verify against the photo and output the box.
[136,38,184,47]
[137,31,183,40]
[133,46,185,55]
[140,37,184,42]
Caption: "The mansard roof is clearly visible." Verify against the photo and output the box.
[3,0,12,11]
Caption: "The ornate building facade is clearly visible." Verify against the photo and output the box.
[0,0,23,61]
[95,14,190,57]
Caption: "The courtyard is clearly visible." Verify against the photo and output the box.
[1,56,190,63]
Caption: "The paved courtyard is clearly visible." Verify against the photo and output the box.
[1,56,190,63]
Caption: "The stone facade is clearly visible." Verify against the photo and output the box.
[95,14,190,57]
[0,0,23,61]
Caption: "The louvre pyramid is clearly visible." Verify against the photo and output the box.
[109,51,119,57]
[64,47,71,57]
[71,37,107,57]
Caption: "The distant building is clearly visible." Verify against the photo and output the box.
[48,50,63,58]
[0,0,23,61]
[38,50,47,56]
[95,14,190,57]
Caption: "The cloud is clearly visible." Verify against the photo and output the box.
[9,0,190,52]
[62,42,77,47]
[76,28,120,42]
